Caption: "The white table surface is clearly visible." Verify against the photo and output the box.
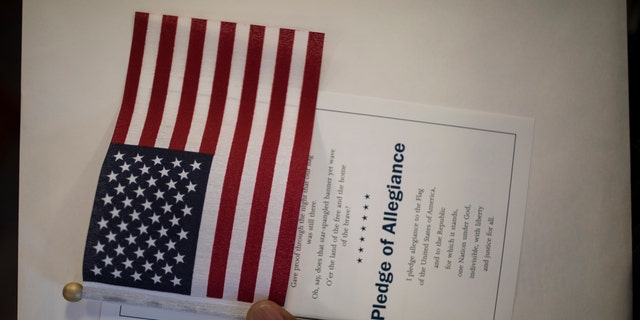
[20,0,631,319]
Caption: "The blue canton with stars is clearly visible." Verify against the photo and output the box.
[83,143,212,295]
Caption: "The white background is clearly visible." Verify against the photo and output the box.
[20,0,631,319]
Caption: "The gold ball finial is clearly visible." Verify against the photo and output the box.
[62,282,83,302]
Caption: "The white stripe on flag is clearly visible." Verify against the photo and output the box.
[222,100,269,300]
[253,103,299,300]
[225,27,249,102]
[284,30,309,106]
[254,26,278,105]
[125,14,162,145]
[253,30,308,299]
[190,23,250,297]
[184,20,220,153]
[222,25,280,300]
[155,16,191,149]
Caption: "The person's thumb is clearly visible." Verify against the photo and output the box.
[246,300,295,320]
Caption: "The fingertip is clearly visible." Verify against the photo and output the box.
[246,300,295,320]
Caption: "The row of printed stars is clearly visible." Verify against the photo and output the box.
[357,194,371,264]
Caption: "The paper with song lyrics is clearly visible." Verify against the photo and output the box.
[99,92,533,320]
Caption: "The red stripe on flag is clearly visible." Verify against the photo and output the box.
[169,18,207,150]
[139,15,178,147]
[199,22,236,155]
[112,12,149,144]
[207,25,266,298]
[269,31,324,305]
[237,28,295,302]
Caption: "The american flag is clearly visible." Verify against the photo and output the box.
[83,12,324,306]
